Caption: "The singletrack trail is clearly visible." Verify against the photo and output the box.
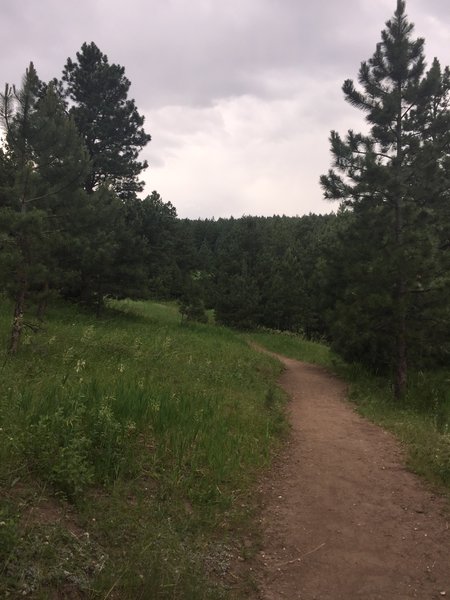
[254,352,450,599]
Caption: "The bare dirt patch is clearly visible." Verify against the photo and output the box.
[254,353,450,599]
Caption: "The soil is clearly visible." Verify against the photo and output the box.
[254,352,450,599]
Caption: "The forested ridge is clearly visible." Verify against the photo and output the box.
[1,0,450,397]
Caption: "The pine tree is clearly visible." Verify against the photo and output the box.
[0,64,90,351]
[62,42,151,199]
[320,1,450,396]
[213,218,263,329]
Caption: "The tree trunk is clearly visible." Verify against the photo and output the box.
[95,293,104,318]
[393,81,408,399]
[36,280,49,321]
[394,195,407,399]
[394,310,407,399]
[393,207,408,399]
[9,278,27,354]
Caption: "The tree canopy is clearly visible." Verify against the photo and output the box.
[62,42,151,199]
[1,5,449,403]
[321,0,450,396]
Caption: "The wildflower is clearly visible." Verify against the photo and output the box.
[75,359,86,373]
[162,336,172,351]
[149,399,160,412]
[118,363,125,373]
[126,421,137,435]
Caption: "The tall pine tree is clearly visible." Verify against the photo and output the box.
[0,64,89,351]
[321,1,450,396]
[62,42,151,199]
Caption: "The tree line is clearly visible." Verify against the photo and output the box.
[181,1,450,398]
[1,1,450,398]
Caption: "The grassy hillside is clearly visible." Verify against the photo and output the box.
[249,330,450,495]
[0,299,286,599]
[3,303,448,598]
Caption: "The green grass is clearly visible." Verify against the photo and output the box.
[5,305,448,598]
[337,364,450,490]
[248,330,336,368]
[0,299,287,599]
[249,328,450,496]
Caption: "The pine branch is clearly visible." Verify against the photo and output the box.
[24,169,86,204]
[401,104,414,120]
[42,229,64,235]
[406,287,433,294]
[351,148,393,161]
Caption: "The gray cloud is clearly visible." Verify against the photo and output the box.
[1,1,450,218]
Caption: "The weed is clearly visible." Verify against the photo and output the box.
[0,298,286,597]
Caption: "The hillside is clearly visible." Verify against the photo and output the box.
[0,299,286,598]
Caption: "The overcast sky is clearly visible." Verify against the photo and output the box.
[2,1,450,218]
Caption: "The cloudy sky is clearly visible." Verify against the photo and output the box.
[2,1,450,218]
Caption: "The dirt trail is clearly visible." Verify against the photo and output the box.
[254,353,450,599]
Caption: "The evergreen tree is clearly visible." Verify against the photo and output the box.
[213,217,262,329]
[59,186,141,313]
[62,42,151,199]
[320,1,450,396]
[179,214,336,334]
[0,64,89,351]
[260,245,307,332]
[139,192,179,297]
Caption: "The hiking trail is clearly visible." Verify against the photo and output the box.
[254,352,450,599]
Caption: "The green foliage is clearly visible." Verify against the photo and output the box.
[2,519,106,598]
[126,191,181,299]
[341,366,450,487]
[252,330,450,491]
[60,186,143,309]
[0,52,185,325]
[179,277,208,324]
[0,298,286,597]
[0,63,90,350]
[21,389,140,498]
[62,41,151,198]
[248,330,336,369]
[320,2,450,394]
[182,214,336,334]
[0,505,18,566]
[179,300,208,323]
[27,408,95,498]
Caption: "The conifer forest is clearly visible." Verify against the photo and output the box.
[2,2,450,598]
[2,3,450,395]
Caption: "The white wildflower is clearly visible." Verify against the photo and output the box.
[75,359,86,373]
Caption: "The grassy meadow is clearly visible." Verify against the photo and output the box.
[2,300,450,599]
[0,299,286,599]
